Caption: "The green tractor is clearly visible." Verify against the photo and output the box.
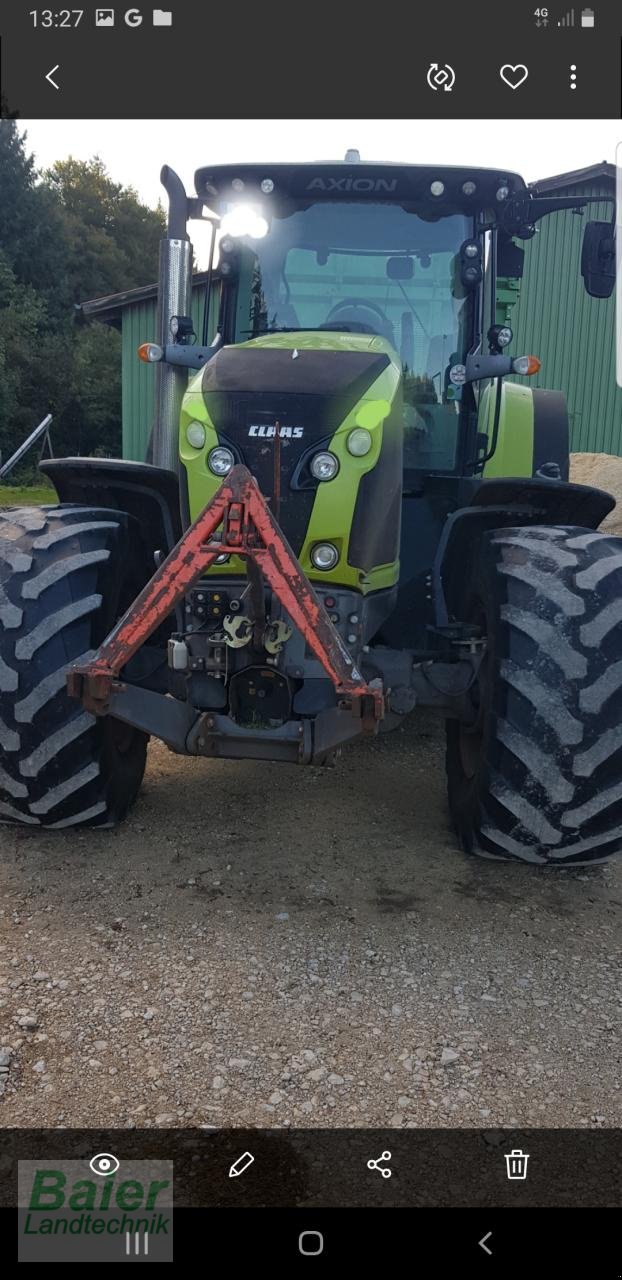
[1,154,619,866]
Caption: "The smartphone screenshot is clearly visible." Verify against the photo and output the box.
[0,0,620,1266]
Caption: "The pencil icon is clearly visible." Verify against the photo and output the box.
[229,1151,255,1178]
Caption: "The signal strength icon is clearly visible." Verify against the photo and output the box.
[558,7,576,24]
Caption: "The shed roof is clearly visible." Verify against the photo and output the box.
[531,161,615,193]
[77,270,212,326]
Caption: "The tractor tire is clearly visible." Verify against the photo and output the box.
[0,504,149,829]
[446,524,622,866]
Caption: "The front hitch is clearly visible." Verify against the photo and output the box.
[67,465,385,731]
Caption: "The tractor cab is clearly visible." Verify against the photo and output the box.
[194,160,530,481]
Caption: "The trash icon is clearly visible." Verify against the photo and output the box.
[505,1148,530,1180]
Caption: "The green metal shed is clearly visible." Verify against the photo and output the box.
[508,162,620,453]
[79,161,620,462]
[79,271,218,462]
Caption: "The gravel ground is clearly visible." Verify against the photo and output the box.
[1,713,620,1130]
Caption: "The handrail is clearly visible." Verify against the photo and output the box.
[0,414,53,479]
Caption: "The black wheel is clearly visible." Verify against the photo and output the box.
[446,525,622,866]
[0,504,149,829]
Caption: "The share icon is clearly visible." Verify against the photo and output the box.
[367,1150,392,1178]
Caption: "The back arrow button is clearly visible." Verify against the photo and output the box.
[478,1231,493,1255]
[45,65,60,90]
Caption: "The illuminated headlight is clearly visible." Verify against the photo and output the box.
[208,446,234,476]
[310,451,339,481]
[496,185,510,202]
[260,178,274,193]
[462,180,477,196]
[186,421,206,449]
[311,543,339,571]
[347,428,372,456]
[220,206,268,239]
[430,180,445,197]
[463,242,480,259]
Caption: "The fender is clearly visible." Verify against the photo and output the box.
[40,457,184,569]
[434,475,615,627]
[480,381,570,481]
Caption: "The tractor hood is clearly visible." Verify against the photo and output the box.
[181,334,402,566]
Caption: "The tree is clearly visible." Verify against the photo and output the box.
[44,157,165,300]
[0,126,164,468]
[0,121,70,311]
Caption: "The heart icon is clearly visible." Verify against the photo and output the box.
[500,64,529,90]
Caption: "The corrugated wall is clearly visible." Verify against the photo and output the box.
[122,282,217,461]
[509,180,622,453]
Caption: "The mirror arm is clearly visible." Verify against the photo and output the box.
[464,353,513,383]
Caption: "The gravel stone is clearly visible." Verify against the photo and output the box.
[0,718,620,1128]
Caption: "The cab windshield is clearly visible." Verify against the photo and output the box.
[232,201,473,470]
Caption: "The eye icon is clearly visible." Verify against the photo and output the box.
[89,1152,120,1177]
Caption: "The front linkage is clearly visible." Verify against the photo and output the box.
[67,466,385,753]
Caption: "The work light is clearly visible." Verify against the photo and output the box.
[311,543,339,571]
[186,421,206,449]
[220,207,269,239]
[310,452,339,481]
[208,447,235,476]
[347,428,372,456]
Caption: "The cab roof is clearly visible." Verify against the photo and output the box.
[194,162,527,217]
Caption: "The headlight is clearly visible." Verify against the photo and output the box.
[186,421,206,449]
[310,451,339,481]
[208,446,234,476]
[311,543,339,571]
[347,428,372,457]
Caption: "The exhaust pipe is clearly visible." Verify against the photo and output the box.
[152,166,193,473]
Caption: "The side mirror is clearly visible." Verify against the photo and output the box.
[581,221,616,299]
[497,236,525,279]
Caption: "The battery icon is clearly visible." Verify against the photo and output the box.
[581,7,595,25]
